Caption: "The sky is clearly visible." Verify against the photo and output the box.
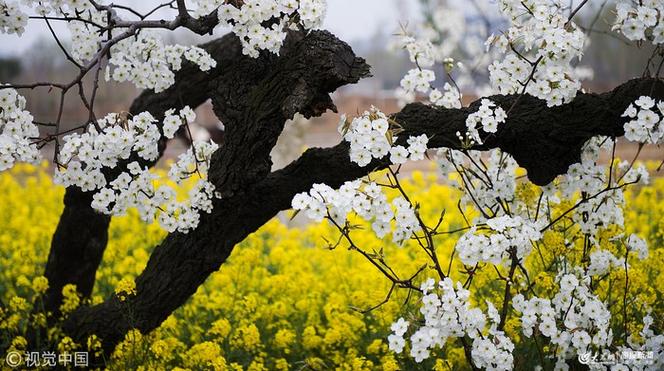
[0,0,421,56]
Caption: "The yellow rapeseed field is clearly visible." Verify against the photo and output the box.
[0,163,662,370]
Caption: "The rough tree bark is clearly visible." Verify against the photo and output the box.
[43,27,663,358]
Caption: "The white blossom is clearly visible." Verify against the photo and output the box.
[341,107,429,167]
[389,277,514,369]
[209,0,326,57]
[464,99,507,145]
[488,1,588,106]
[54,110,217,233]
[0,1,27,35]
[622,97,664,144]
[613,1,664,45]
[0,88,41,171]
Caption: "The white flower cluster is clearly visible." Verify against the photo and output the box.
[210,0,326,58]
[550,136,649,239]
[291,180,421,245]
[400,68,435,94]
[613,1,664,44]
[587,249,624,276]
[391,197,419,245]
[559,158,629,234]
[513,271,613,367]
[340,109,390,167]
[12,1,216,94]
[67,9,106,62]
[395,35,464,109]
[463,99,507,145]
[568,133,650,206]
[620,161,650,186]
[456,215,542,266]
[91,161,216,234]
[394,33,436,104]
[441,149,519,214]
[389,278,514,370]
[163,107,196,139]
[393,4,491,105]
[586,234,648,275]
[622,96,664,144]
[23,0,91,14]
[20,0,104,62]
[488,0,587,106]
[56,112,165,190]
[390,135,428,165]
[168,140,218,184]
[626,233,649,260]
[0,1,27,35]
[106,33,217,93]
[340,108,429,167]
[54,109,217,233]
[471,332,515,371]
[619,314,664,370]
[399,28,461,108]
[429,83,462,109]
[292,181,367,222]
[0,88,40,170]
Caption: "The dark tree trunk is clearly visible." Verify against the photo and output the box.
[43,188,111,314]
[44,27,663,359]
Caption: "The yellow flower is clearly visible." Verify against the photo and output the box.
[115,278,137,302]
[302,326,322,350]
[380,355,400,371]
[304,357,327,371]
[248,359,268,371]
[209,318,232,340]
[149,340,164,359]
[366,339,383,355]
[11,336,27,350]
[87,334,103,356]
[31,313,47,328]
[184,341,227,370]
[534,272,555,294]
[32,275,49,295]
[9,296,29,312]
[274,358,289,371]
[323,326,343,347]
[60,284,80,314]
[58,336,77,353]
[433,358,452,371]
[273,329,295,351]
[16,275,30,288]
[230,323,261,351]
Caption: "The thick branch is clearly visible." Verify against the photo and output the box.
[91,0,220,35]
[207,30,370,197]
[262,76,664,196]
